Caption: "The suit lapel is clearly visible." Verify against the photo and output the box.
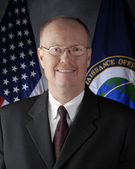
[26,91,55,169]
[25,86,100,169]
[54,85,100,169]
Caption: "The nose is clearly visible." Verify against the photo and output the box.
[59,48,71,63]
[64,48,70,53]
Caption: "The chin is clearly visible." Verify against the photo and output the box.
[57,82,74,88]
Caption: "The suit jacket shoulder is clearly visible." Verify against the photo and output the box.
[0,90,48,118]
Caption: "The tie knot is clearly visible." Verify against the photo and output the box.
[58,105,67,119]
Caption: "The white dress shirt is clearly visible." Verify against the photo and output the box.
[48,90,84,141]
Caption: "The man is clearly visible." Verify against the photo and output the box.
[0,16,135,169]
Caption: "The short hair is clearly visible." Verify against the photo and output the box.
[39,15,90,46]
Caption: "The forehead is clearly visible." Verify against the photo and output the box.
[41,19,88,45]
[45,19,86,33]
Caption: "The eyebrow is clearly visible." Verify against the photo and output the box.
[48,43,82,48]
[49,43,59,47]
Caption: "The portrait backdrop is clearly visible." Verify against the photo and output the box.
[0,0,135,92]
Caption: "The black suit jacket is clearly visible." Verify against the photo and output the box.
[0,85,135,169]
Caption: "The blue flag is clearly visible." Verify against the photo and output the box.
[0,0,45,107]
[86,0,135,110]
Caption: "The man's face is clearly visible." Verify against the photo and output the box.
[38,19,91,92]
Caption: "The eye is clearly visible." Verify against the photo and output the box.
[72,47,81,51]
[53,48,60,52]
[72,46,84,52]
[52,47,61,52]
[50,46,63,55]
[70,46,84,55]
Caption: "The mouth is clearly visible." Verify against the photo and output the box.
[56,69,75,73]
[54,63,77,73]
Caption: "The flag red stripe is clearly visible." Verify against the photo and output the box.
[0,96,5,107]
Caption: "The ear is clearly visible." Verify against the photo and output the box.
[87,48,92,68]
[37,48,44,69]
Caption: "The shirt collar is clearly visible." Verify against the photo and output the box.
[48,90,84,122]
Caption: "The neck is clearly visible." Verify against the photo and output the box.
[49,85,85,105]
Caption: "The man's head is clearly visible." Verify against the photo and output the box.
[38,16,91,96]
[39,16,90,47]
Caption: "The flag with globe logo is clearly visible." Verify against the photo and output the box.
[86,0,135,110]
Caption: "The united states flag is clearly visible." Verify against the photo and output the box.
[0,0,45,107]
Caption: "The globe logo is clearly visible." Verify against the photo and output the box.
[86,55,135,110]
[97,77,135,110]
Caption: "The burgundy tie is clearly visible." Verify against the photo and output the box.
[54,105,69,160]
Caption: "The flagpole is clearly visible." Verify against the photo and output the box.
[6,0,10,9]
